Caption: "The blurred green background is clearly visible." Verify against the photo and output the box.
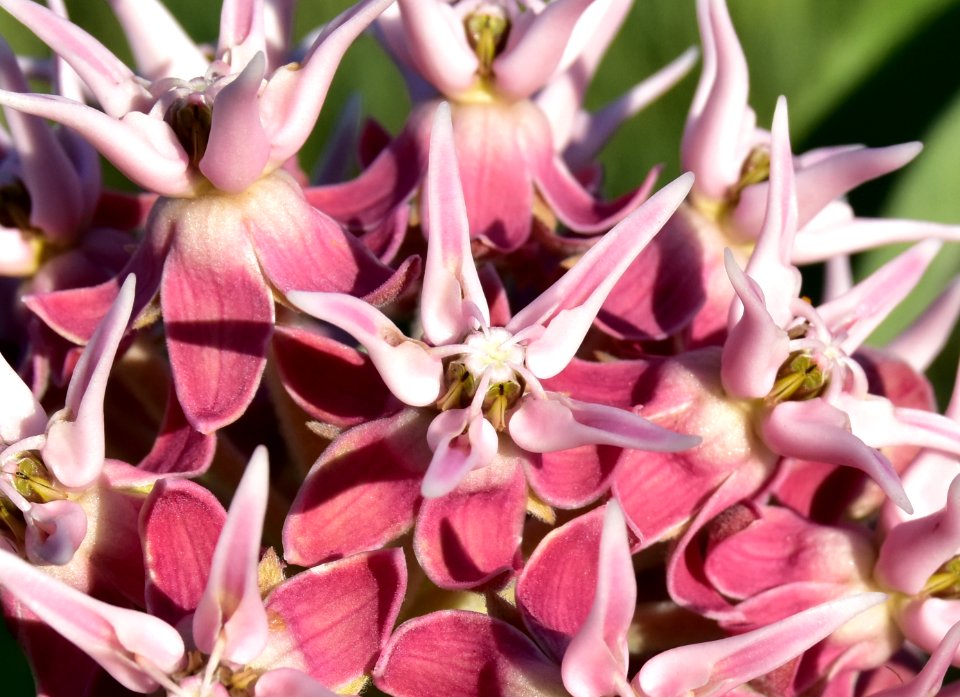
[1,0,959,693]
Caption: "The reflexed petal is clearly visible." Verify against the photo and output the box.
[193,447,270,665]
[421,102,489,345]
[24,499,88,566]
[509,395,699,454]
[136,385,216,478]
[286,292,443,407]
[635,593,888,697]
[200,52,271,193]
[561,502,635,697]
[373,611,567,697]
[414,455,525,589]
[43,274,135,490]
[761,399,911,513]
[0,549,185,693]
[422,410,499,498]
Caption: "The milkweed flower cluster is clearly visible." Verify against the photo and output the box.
[0,0,959,696]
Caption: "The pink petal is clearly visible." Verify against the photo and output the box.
[285,292,442,408]
[272,324,398,427]
[24,499,88,566]
[42,274,135,489]
[761,399,911,513]
[493,0,595,100]
[509,395,699,453]
[373,611,567,697]
[0,0,149,117]
[872,621,960,697]
[414,454,525,589]
[516,507,605,662]
[193,447,270,665]
[200,52,270,193]
[0,354,46,444]
[896,597,960,661]
[218,0,265,69]
[886,276,960,372]
[255,669,340,697]
[0,90,195,196]
[792,217,960,265]
[422,410,499,498]
[635,593,888,697]
[393,0,478,97]
[681,0,752,200]
[106,0,208,79]
[561,502,635,697]
[136,384,216,478]
[420,101,489,345]
[510,173,694,378]
[258,549,406,689]
[526,444,621,509]
[282,410,429,567]
[0,549,185,692]
[140,477,226,626]
[263,0,396,163]
[161,217,274,433]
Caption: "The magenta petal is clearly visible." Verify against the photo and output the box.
[136,384,216,478]
[0,549,185,693]
[561,502,635,697]
[255,669,340,697]
[414,454,526,589]
[24,499,88,566]
[373,611,567,697]
[200,53,270,193]
[283,410,429,567]
[161,222,273,433]
[635,593,888,697]
[193,447,270,665]
[140,478,226,626]
[259,549,406,689]
[526,444,620,509]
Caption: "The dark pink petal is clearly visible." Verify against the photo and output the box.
[283,410,429,567]
[635,593,888,697]
[24,499,87,566]
[526,443,620,509]
[161,216,274,433]
[258,549,407,689]
[200,53,270,193]
[393,0,478,97]
[420,102,489,345]
[272,325,398,427]
[255,669,340,697]
[0,549,185,692]
[285,292,442,408]
[0,354,45,444]
[42,275,134,489]
[140,478,226,626]
[107,0,207,80]
[761,399,911,513]
[543,358,652,410]
[193,447,270,665]
[493,0,594,101]
[373,611,567,697]
[561,502,635,697]
[248,176,421,306]
[136,384,216,478]
[517,507,604,662]
[414,454,526,589]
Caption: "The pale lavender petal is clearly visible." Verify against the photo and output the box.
[510,173,693,378]
[106,0,208,79]
[635,593,888,697]
[255,669,340,697]
[817,240,941,355]
[681,0,751,199]
[193,446,270,665]
[23,499,87,565]
[509,395,699,453]
[263,0,396,164]
[0,354,46,444]
[897,597,960,661]
[0,0,149,117]
[872,621,960,697]
[42,275,135,490]
[886,277,960,372]
[218,0,266,69]
[422,410,499,498]
[792,218,960,264]
[0,90,195,196]
[263,0,295,69]
[0,549,185,692]
[761,399,911,513]
[720,250,790,400]
[493,0,594,101]
[823,254,853,302]
[561,501,635,697]
[286,292,443,407]
[200,52,271,193]
[838,394,960,456]
[875,475,960,595]
[420,101,489,345]
[394,0,477,97]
